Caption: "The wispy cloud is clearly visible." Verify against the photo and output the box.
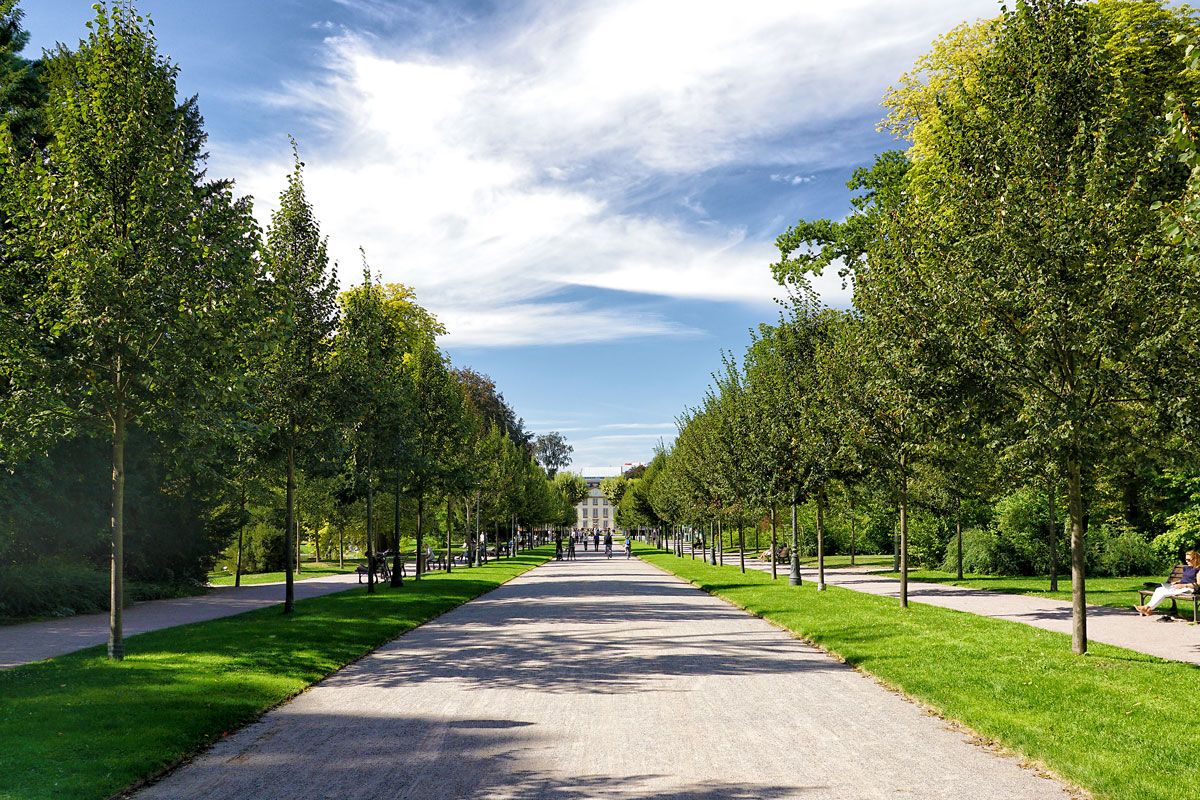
[224,0,996,346]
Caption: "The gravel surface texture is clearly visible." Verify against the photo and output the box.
[135,549,1072,800]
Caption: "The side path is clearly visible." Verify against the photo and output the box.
[0,573,362,668]
[730,554,1200,665]
[136,550,1072,800]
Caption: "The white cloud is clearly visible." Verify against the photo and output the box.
[223,0,996,346]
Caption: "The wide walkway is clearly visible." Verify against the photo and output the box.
[729,553,1200,666]
[137,550,1071,800]
[0,572,362,669]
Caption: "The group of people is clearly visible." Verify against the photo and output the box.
[554,528,632,560]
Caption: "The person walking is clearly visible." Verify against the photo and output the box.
[567,531,577,560]
[582,530,588,552]
[555,531,563,561]
[594,530,600,551]
[604,531,613,559]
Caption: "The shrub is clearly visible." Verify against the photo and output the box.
[1093,525,1158,577]
[0,560,203,622]
[1150,509,1200,570]
[938,528,995,574]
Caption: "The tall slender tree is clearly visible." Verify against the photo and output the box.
[0,2,261,656]
[261,144,338,613]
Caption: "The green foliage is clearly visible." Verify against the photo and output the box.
[1151,509,1200,566]
[0,560,201,620]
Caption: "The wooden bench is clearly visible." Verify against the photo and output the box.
[1138,564,1199,621]
[355,555,392,583]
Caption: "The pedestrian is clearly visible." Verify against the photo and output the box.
[604,530,613,558]
[568,532,577,560]
[624,534,632,559]
[582,529,588,551]
[555,531,563,561]
[594,530,600,551]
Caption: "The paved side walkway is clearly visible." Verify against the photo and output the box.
[0,573,363,669]
[136,550,1071,800]
[723,553,1200,666]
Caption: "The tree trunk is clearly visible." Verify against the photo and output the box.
[899,457,909,609]
[284,440,296,613]
[391,476,404,587]
[108,408,126,660]
[789,491,801,586]
[416,492,424,578]
[738,514,745,574]
[770,507,777,580]
[1047,479,1058,593]
[366,473,376,595]
[235,486,246,588]
[1067,459,1087,654]
[314,518,322,563]
[709,520,716,566]
[955,496,963,581]
[816,491,826,591]
[848,491,857,567]
[446,496,453,573]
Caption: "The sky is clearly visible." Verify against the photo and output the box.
[22,0,999,473]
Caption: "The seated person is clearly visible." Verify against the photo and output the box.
[1137,550,1200,616]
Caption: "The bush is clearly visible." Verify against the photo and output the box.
[939,528,995,574]
[908,514,945,569]
[1151,509,1200,569]
[0,560,203,622]
[1087,522,1158,577]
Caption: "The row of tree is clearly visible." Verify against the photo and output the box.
[0,2,572,657]
[621,0,1200,655]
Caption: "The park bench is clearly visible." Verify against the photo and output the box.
[1138,564,1199,621]
[759,546,790,564]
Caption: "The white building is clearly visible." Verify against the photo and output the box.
[575,469,620,531]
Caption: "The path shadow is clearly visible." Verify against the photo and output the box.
[135,711,818,800]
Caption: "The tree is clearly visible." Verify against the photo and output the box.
[882,0,1200,652]
[0,2,261,657]
[534,432,573,478]
[0,0,46,152]
[260,144,338,613]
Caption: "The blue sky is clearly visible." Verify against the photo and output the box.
[22,0,998,472]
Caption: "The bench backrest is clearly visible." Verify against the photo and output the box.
[1167,563,1185,582]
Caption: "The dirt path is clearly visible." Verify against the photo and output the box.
[135,549,1071,800]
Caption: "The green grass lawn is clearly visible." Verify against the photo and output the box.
[872,568,1192,619]
[0,549,550,800]
[638,545,1199,800]
[798,553,892,568]
[207,560,362,586]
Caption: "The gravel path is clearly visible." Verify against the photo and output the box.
[135,549,1072,800]
[731,554,1200,666]
[0,572,363,668]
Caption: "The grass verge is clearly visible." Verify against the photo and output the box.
[0,549,550,800]
[873,568,1193,620]
[639,545,1198,800]
[207,561,362,586]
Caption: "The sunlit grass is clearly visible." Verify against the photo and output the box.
[206,560,362,586]
[640,545,1199,800]
[0,550,550,800]
[874,568,1193,620]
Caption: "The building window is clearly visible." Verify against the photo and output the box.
[592,498,598,505]
[602,507,608,517]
